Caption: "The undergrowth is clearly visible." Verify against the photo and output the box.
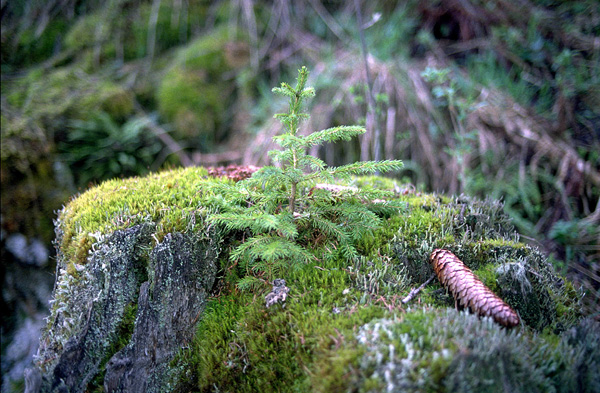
[177,186,585,392]
[187,256,388,392]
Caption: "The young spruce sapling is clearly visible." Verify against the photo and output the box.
[210,66,403,289]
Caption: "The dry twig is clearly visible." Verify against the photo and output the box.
[402,274,436,304]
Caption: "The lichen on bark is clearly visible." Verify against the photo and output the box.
[30,215,222,391]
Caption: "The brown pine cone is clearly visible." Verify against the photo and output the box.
[430,249,520,328]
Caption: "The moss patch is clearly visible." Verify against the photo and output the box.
[55,166,228,265]
[185,256,389,392]
[48,168,588,391]
[315,310,599,393]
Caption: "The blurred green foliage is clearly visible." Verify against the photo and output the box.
[157,27,239,145]
[1,0,597,316]
[59,112,162,187]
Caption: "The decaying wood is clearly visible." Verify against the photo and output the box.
[207,164,260,182]
[430,249,519,327]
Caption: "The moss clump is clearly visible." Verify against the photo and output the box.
[1,64,139,242]
[386,194,581,332]
[183,254,388,393]
[64,12,109,53]
[62,0,211,67]
[472,263,501,293]
[314,310,599,393]
[55,166,226,266]
[156,27,241,143]
[6,67,135,125]
[0,103,71,242]
[46,166,588,391]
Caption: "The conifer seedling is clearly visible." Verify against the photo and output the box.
[210,66,403,289]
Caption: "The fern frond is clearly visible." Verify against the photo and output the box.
[242,166,290,193]
[272,82,296,97]
[268,149,292,164]
[349,186,396,199]
[244,166,284,182]
[273,133,304,148]
[229,235,271,263]
[300,87,315,98]
[251,259,288,276]
[209,212,255,231]
[298,155,326,172]
[253,213,282,233]
[306,214,348,243]
[274,112,310,124]
[259,238,298,261]
[230,234,314,265]
[339,241,359,260]
[319,202,382,239]
[254,212,298,239]
[295,66,309,89]
[364,199,407,217]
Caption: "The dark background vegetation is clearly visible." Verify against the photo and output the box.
[1,0,598,387]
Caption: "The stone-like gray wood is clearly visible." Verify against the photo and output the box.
[26,224,220,393]
[104,231,218,392]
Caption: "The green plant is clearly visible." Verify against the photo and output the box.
[210,66,404,287]
[421,66,479,194]
[59,111,162,187]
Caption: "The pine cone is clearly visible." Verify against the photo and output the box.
[430,249,519,327]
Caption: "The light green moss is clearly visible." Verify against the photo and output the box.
[0,102,71,242]
[472,263,501,293]
[64,12,108,53]
[63,0,212,66]
[56,166,233,265]
[185,255,389,392]
[8,67,134,121]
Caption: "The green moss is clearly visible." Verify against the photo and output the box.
[313,309,598,393]
[48,167,587,391]
[8,67,134,124]
[62,0,212,67]
[184,255,389,392]
[472,263,501,293]
[0,102,71,241]
[351,175,400,191]
[88,302,139,392]
[453,239,528,270]
[156,26,240,143]
[56,166,228,265]
[64,12,107,53]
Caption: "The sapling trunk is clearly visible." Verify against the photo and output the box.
[289,181,297,214]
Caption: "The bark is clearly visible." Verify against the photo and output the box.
[27,224,221,392]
